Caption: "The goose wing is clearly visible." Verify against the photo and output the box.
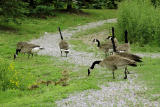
[17,42,28,49]
[59,40,69,49]
[101,55,137,67]
[27,43,40,48]
[117,52,142,62]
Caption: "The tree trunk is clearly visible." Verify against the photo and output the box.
[67,0,72,10]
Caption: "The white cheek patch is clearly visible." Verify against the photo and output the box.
[108,36,112,40]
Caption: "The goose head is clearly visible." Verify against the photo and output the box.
[106,36,113,40]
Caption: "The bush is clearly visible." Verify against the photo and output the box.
[0,58,34,91]
[0,0,28,23]
[116,0,160,46]
[33,5,54,17]
[0,59,20,91]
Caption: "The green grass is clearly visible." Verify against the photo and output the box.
[131,57,160,102]
[131,44,160,53]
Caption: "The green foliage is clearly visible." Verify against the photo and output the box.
[133,57,160,97]
[151,0,160,7]
[77,0,118,9]
[0,58,34,91]
[33,5,54,17]
[0,58,10,91]
[117,0,160,46]
[0,0,28,23]
[106,0,118,9]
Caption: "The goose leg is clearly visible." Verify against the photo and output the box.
[124,67,127,79]
[112,71,115,79]
[66,53,67,57]
[126,67,130,74]
[60,49,62,56]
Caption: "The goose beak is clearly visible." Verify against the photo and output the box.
[88,68,91,76]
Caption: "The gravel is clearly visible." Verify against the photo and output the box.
[30,18,160,107]
[136,53,160,58]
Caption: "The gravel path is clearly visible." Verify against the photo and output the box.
[136,53,160,58]
[30,18,160,107]
[30,18,117,66]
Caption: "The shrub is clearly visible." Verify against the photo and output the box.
[0,58,34,91]
[0,59,20,91]
[0,0,28,23]
[116,0,160,46]
[33,5,54,17]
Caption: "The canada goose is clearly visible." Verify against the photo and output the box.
[106,27,119,45]
[92,39,113,55]
[58,27,69,57]
[117,29,130,52]
[16,42,28,55]
[14,43,44,59]
[88,55,137,79]
[110,28,142,74]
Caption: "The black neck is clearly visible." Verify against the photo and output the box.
[16,49,21,55]
[96,39,100,47]
[125,30,128,43]
[112,27,115,38]
[90,61,101,69]
[58,27,63,40]
[111,27,117,52]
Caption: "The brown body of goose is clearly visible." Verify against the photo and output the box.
[117,30,130,52]
[14,42,44,59]
[58,27,69,57]
[93,28,118,55]
[93,39,117,55]
[110,27,142,73]
[88,55,137,79]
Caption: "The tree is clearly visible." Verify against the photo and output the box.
[0,0,28,23]
[67,0,73,10]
